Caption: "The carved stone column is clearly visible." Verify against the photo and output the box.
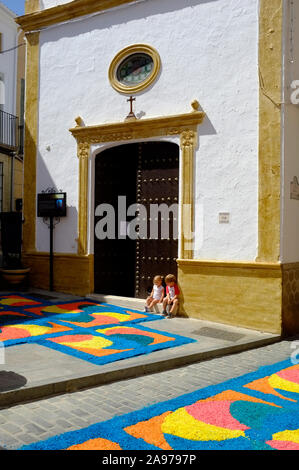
[180,129,197,260]
[77,140,90,255]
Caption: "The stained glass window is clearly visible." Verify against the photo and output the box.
[116,53,154,86]
[109,45,161,94]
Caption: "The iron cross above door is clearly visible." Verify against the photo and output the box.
[125,96,136,121]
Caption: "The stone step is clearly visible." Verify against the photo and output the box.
[87,293,164,313]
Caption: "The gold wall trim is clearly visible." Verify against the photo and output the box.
[70,109,205,257]
[257,0,283,263]
[177,259,282,271]
[25,0,40,14]
[70,111,205,141]
[24,251,91,260]
[23,32,40,253]
[17,0,138,31]
[109,44,161,95]
[179,131,196,259]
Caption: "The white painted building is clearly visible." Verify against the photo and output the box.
[0,2,24,213]
[0,2,18,115]
[18,0,299,335]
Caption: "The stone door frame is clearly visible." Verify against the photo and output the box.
[69,106,205,261]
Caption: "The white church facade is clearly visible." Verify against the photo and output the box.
[16,0,299,336]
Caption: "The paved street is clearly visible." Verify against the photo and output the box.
[0,336,296,450]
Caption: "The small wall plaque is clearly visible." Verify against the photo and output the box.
[219,212,230,224]
[291,176,299,200]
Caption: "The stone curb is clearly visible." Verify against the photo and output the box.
[0,334,280,408]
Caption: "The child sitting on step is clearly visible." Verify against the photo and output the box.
[144,275,165,313]
[162,274,180,319]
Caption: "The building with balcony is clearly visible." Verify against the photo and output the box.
[0,2,25,213]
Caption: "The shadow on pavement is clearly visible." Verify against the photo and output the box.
[0,371,27,392]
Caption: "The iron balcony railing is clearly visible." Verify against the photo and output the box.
[0,109,19,151]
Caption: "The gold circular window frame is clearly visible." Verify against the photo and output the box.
[109,44,161,94]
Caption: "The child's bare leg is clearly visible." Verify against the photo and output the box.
[144,296,153,311]
[149,299,159,309]
[146,296,153,306]
[166,299,173,314]
[169,299,179,316]
[162,298,168,315]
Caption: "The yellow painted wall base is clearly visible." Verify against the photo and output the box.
[23,254,299,337]
[177,259,282,335]
[23,252,94,296]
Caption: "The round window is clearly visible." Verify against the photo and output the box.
[116,53,154,86]
[109,44,161,94]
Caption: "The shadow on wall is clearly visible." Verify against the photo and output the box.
[39,0,219,37]
[23,121,79,253]
[35,152,79,253]
[197,106,217,137]
[22,137,83,291]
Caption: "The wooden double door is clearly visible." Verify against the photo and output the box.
[94,142,179,298]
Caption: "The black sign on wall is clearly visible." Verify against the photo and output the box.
[37,193,67,218]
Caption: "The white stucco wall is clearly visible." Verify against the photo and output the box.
[40,0,70,9]
[281,0,299,263]
[0,4,18,115]
[36,0,259,260]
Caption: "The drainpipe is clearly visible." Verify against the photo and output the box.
[10,152,15,211]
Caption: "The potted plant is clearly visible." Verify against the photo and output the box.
[1,253,30,285]
[0,212,30,286]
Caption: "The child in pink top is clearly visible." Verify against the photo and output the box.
[162,274,180,319]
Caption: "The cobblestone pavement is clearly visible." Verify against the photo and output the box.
[0,337,297,450]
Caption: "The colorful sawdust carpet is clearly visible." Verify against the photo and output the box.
[37,324,194,365]
[0,294,42,308]
[0,295,160,345]
[20,359,299,450]
[0,293,195,363]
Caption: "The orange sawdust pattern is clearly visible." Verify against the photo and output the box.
[25,301,98,316]
[203,390,281,408]
[245,377,297,402]
[124,412,173,450]
[44,322,73,334]
[0,311,27,318]
[75,347,132,357]
[67,438,122,450]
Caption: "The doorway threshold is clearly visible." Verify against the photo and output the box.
[87,293,163,313]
